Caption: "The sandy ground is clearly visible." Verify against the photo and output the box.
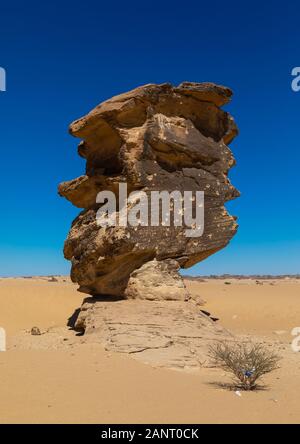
[0,276,300,424]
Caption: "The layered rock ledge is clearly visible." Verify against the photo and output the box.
[74,298,232,369]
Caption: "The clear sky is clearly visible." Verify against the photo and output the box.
[0,0,299,276]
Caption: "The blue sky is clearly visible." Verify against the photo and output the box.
[0,0,299,276]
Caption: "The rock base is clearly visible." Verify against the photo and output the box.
[75,298,232,369]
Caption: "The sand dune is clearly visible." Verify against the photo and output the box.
[0,277,300,424]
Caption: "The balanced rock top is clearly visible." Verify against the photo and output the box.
[59,82,239,299]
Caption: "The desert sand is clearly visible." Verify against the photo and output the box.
[0,276,299,424]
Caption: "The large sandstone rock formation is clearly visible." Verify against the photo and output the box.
[59,82,239,303]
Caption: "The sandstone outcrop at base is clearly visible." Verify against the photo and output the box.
[75,298,231,369]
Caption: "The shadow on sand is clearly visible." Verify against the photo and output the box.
[207,381,268,392]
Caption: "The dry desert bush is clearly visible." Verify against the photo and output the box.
[209,341,280,390]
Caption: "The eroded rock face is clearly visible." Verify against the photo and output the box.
[125,259,190,301]
[59,82,239,299]
[74,298,232,369]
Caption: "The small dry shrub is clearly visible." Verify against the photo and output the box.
[209,341,280,390]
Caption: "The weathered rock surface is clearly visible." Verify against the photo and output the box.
[59,82,239,300]
[74,298,232,369]
[125,259,189,301]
